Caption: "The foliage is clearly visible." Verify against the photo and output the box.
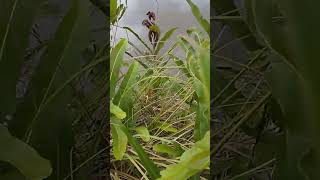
[0,125,52,180]
[110,0,210,179]
[157,131,209,180]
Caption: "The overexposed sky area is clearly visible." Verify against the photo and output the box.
[112,0,210,50]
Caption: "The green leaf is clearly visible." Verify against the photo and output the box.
[277,1,320,177]
[198,46,210,93]
[153,144,180,157]
[123,26,152,53]
[111,118,128,160]
[0,0,44,117]
[179,36,210,140]
[156,122,178,133]
[193,78,210,140]
[186,0,210,36]
[265,53,313,179]
[110,0,117,24]
[113,61,139,104]
[157,131,210,180]
[155,27,178,55]
[0,125,52,180]
[110,38,127,97]
[110,101,127,120]
[135,126,150,142]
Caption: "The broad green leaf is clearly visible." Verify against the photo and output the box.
[0,125,52,180]
[115,61,139,125]
[179,36,210,140]
[265,53,314,179]
[110,101,127,119]
[120,125,161,179]
[110,0,117,24]
[153,144,180,157]
[198,46,210,93]
[193,78,210,140]
[110,38,127,97]
[111,118,128,160]
[156,122,178,133]
[279,1,320,177]
[113,61,139,104]
[186,0,210,36]
[154,27,178,54]
[157,131,210,180]
[0,0,44,118]
[135,126,150,142]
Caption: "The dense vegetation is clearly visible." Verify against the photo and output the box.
[110,0,210,179]
[2,0,320,179]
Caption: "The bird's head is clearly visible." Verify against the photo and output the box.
[146,11,156,21]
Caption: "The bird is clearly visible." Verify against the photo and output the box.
[142,11,160,49]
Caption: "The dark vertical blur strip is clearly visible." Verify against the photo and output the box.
[106,0,111,179]
[210,1,214,178]
[92,1,110,179]
[90,0,110,178]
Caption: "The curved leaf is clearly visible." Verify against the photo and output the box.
[0,125,52,180]
[113,61,139,104]
[155,27,178,55]
[135,126,150,142]
[111,118,128,160]
[153,144,180,157]
[186,0,210,36]
[110,101,127,120]
[123,26,152,53]
[110,0,117,23]
[157,131,210,180]
[156,122,178,133]
[110,38,127,97]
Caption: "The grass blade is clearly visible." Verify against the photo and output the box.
[121,126,161,179]
[123,26,152,53]
[155,27,178,55]
[186,0,210,36]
